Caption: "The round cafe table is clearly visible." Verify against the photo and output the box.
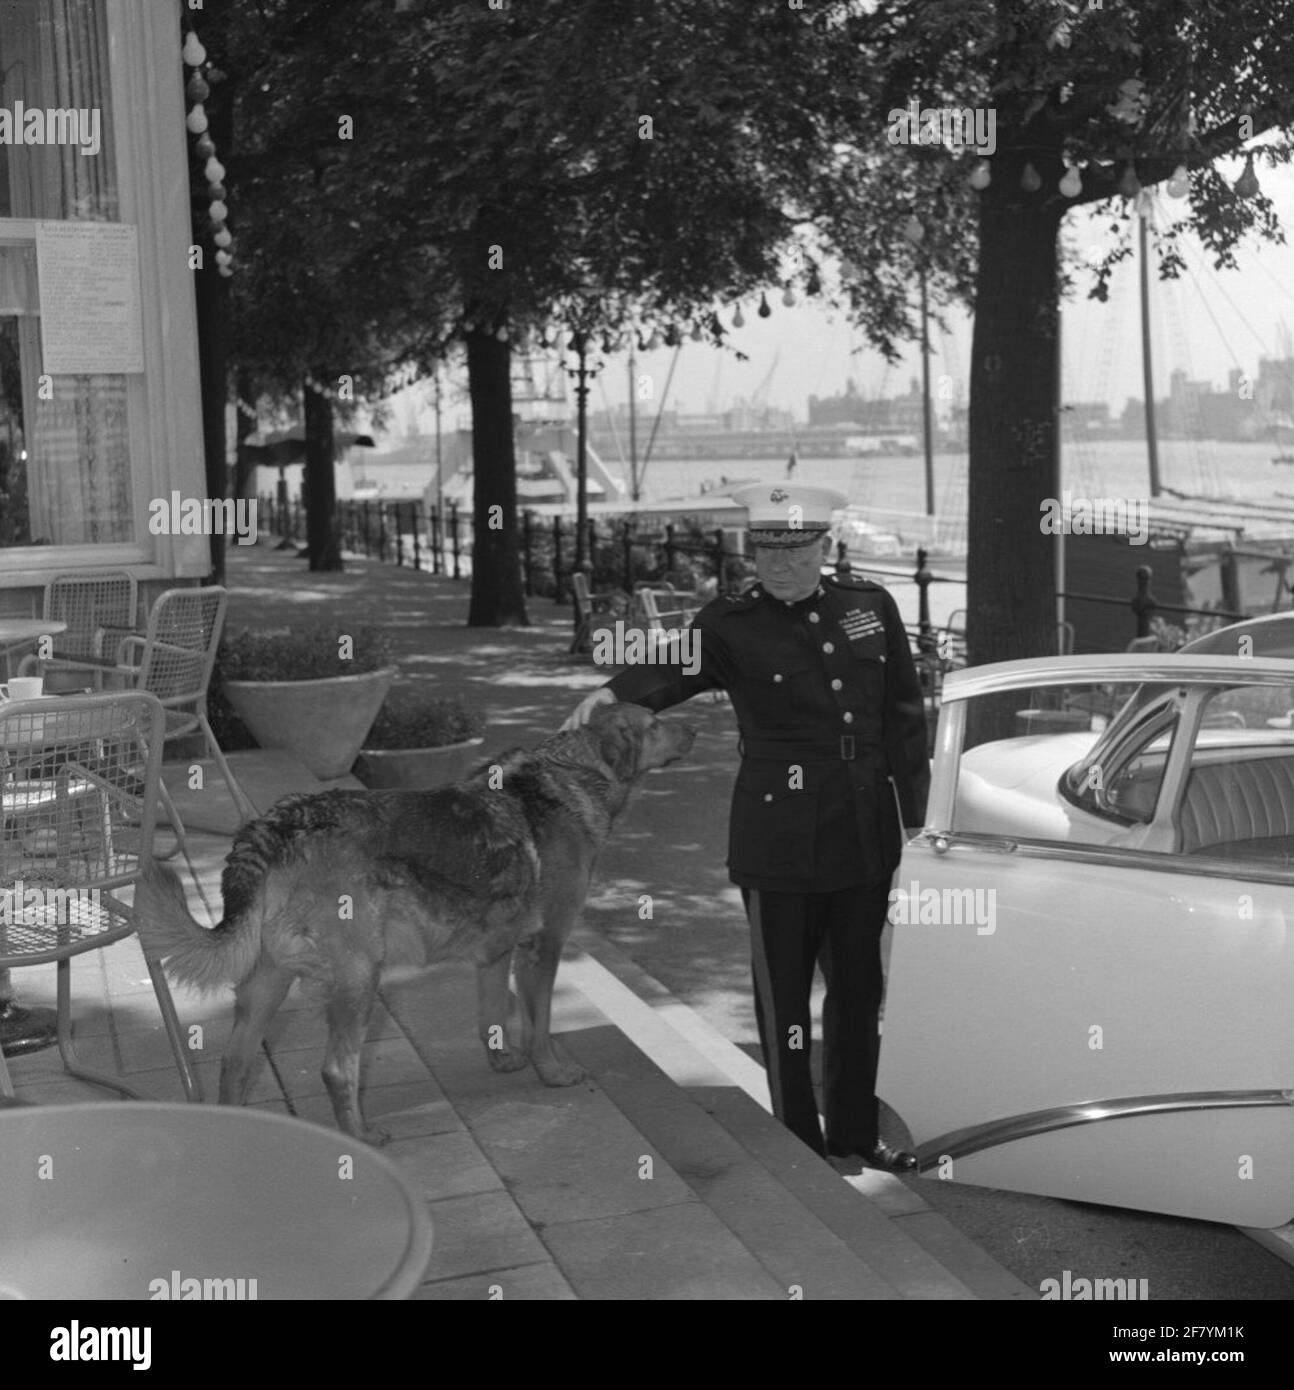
[0,631,68,1059]
[0,618,68,678]
[0,1103,434,1299]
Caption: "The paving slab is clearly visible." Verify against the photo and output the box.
[563,1024,900,1299]
[417,1189,550,1284]
[415,1261,578,1301]
[540,1201,788,1301]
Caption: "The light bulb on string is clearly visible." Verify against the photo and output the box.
[495,325,508,342]
[182,32,206,67]
[647,328,663,350]
[186,73,210,103]
[782,284,796,307]
[690,322,704,342]
[1020,162,1041,193]
[1059,164,1082,198]
[1234,153,1260,198]
[185,105,209,135]
[1118,162,1141,199]
[969,160,991,190]
[195,135,215,159]
[901,215,924,245]
[1167,164,1190,198]
[732,303,745,329]
[204,157,226,184]
[214,228,232,248]
[758,292,771,318]
[208,200,228,224]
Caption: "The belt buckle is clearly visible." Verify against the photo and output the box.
[840,734,856,760]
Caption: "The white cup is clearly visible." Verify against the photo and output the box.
[0,676,44,702]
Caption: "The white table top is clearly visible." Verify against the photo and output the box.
[0,618,68,643]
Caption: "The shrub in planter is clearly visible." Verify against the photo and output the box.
[219,623,399,779]
[353,693,486,789]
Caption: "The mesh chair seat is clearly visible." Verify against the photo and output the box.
[0,886,131,959]
[0,692,201,1105]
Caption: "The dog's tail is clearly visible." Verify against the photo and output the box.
[134,860,262,993]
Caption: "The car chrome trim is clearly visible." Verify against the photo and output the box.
[915,1090,1294,1172]
[909,832,1294,885]
[942,653,1294,703]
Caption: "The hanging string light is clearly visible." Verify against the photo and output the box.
[1059,164,1082,197]
[183,24,234,276]
[646,327,663,350]
[758,292,771,318]
[1166,163,1190,198]
[732,303,745,329]
[901,215,924,245]
[1118,162,1141,199]
[782,284,796,307]
[969,159,991,190]
[1234,152,1260,198]
[1020,161,1041,193]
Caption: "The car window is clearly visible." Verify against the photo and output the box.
[954,680,1181,845]
[1175,685,1294,868]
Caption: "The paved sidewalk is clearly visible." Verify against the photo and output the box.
[2,541,1035,1300]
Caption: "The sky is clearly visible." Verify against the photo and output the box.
[378,155,1294,441]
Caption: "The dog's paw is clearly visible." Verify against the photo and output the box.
[486,1045,530,1073]
[534,1057,586,1087]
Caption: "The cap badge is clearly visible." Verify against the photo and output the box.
[769,488,788,503]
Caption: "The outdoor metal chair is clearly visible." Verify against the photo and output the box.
[110,586,258,851]
[0,691,201,1103]
[16,570,140,691]
[569,572,628,655]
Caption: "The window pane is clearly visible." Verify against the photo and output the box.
[1178,686,1294,867]
[0,0,119,221]
[0,243,134,546]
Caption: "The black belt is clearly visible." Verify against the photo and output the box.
[739,735,880,762]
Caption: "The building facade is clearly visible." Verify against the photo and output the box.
[0,0,204,617]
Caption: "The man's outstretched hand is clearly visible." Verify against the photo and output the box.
[561,686,617,731]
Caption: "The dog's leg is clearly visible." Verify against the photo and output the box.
[476,950,529,1073]
[321,970,385,1145]
[219,962,294,1109]
[516,928,586,1087]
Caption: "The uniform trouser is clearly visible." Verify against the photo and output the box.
[741,880,891,1158]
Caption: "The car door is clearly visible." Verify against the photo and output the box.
[877,653,1294,1228]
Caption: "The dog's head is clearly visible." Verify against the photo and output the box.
[586,701,695,780]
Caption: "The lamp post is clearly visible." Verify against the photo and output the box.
[563,317,605,574]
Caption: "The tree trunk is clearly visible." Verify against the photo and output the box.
[466,328,529,626]
[966,180,1065,669]
[194,240,229,585]
[303,381,342,571]
[232,367,258,504]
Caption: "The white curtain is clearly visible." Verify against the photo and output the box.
[3,0,130,546]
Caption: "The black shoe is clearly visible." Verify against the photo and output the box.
[828,1139,917,1172]
[862,1140,918,1173]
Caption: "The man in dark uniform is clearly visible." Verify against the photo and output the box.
[563,483,929,1169]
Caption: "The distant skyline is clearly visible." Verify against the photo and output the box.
[375,154,1294,440]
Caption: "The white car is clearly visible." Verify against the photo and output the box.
[879,616,1294,1227]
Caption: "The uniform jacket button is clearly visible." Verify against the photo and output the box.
[822,641,834,654]
[773,673,783,682]
[808,612,820,623]
[763,793,773,802]
[843,711,854,724]
[831,678,843,691]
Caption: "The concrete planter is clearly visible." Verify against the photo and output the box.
[352,736,485,790]
[223,666,399,779]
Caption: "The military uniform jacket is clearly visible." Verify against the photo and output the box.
[607,574,931,892]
